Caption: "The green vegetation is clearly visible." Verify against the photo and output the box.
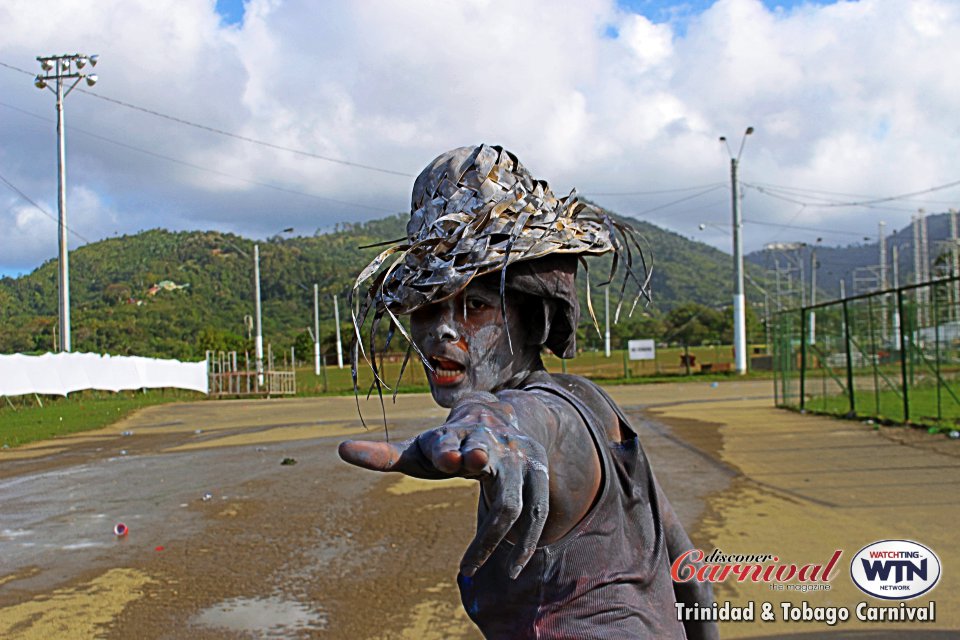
[0,211,768,361]
[804,384,960,433]
[0,389,202,448]
[1,210,777,448]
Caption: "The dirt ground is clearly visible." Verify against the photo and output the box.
[1,380,958,638]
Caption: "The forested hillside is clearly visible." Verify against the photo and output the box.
[0,212,763,359]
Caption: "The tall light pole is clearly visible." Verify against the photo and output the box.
[604,286,611,358]
[313,284,321,375]
[34,53,99,352]
[809,238,821,344]
[720,126,754,375]
[254,244,264,386]
[333,294,344,368]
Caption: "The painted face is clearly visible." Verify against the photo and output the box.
[410,280,540,407]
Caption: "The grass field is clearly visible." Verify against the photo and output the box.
[0,389,204,448]
[803,384,960,433]
[2,346,768,448]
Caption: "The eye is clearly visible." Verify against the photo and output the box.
[466,297,489,311]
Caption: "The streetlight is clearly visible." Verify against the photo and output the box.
[719,126,754,375]
[34,53,99,352]
[218,229,292,387]
[810,238,822,344]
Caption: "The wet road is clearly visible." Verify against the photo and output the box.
[1,381,958,638]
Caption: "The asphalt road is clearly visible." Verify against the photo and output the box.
[1,380,957,638]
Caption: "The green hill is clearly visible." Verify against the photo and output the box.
[0,211,762,359]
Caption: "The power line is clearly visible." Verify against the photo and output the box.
[0,169,92,243]
[623,184,727,218]
[743,217,874,237]
[641,198,729,222]
[0,101,395,214]
[0,59,413,178]
[585,182,725,196]
[749,181,960,206]
[745,179,960,209]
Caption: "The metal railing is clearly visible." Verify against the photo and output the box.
[773,275,960,431]
[207,350,296,397]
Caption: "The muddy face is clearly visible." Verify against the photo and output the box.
[410,281,543,408]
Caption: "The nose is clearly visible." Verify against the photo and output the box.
[433,301,460,342]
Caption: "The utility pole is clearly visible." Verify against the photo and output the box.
[333,294,344,368]
[604,286,611,358]
[892,245,900,289]
[720,126,754,375]
[879,221,887,289]
[912,213,922,327]
[912,214,921,285]
[879,221,888,339]
[951,209,959,321]
[919,209,930,326]
[313,284,321,375]
[34,53,99,352]
[774,260,782,311]
[920,209,930,284]
[254,244,264,386]
[809,242,818,344]
[892,245,901,343]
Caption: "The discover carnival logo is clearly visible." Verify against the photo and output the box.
[850,540,941,600]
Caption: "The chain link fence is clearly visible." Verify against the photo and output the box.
[773,276,960,432]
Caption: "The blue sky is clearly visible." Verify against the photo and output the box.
[618,0,837,19]
[215,0,246,26]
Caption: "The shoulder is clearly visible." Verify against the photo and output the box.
[505,373,622,443]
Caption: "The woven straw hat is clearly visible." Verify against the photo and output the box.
[350,145,649,401]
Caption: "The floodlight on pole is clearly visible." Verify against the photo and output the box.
[719,126,754,375]
[34,53,99,353]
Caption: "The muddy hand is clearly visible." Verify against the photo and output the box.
[338,424,550,579]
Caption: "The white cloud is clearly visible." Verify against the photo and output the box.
[1,0,960,275]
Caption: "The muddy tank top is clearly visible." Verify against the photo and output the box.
[457,373,687,639]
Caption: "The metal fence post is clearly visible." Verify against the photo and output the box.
[772,313,780,406]
[799,307,807,410]
[842,297,855,415]
[934,284,942,421]
[867,295,881,415]
[897,289,910,422]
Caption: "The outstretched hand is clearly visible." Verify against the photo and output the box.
[339,418,549,580]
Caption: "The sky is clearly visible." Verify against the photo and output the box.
[1,0,959,278]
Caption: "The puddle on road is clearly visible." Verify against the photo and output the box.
[193,596,327,637]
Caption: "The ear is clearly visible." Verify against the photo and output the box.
[525,299,555,348]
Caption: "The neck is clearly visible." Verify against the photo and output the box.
[495,352,546,392]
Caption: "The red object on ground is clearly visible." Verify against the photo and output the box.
[155,546,165,551]
[114,523,128,537]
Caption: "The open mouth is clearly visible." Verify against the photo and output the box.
[429,356,466,386]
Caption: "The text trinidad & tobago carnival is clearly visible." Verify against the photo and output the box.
[670,547,938,626]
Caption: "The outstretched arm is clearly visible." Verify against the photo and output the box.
[338,389,601,579]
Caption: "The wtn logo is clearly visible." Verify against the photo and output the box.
[851,541,941,600]
[861,558,927,583]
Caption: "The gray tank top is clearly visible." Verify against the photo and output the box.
[457,374,687,639]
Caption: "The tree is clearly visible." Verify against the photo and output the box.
[102,283,132,305]
[663,303,725,346]
[293,330,313,363]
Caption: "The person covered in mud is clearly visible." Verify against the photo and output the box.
[338,144,717,639]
